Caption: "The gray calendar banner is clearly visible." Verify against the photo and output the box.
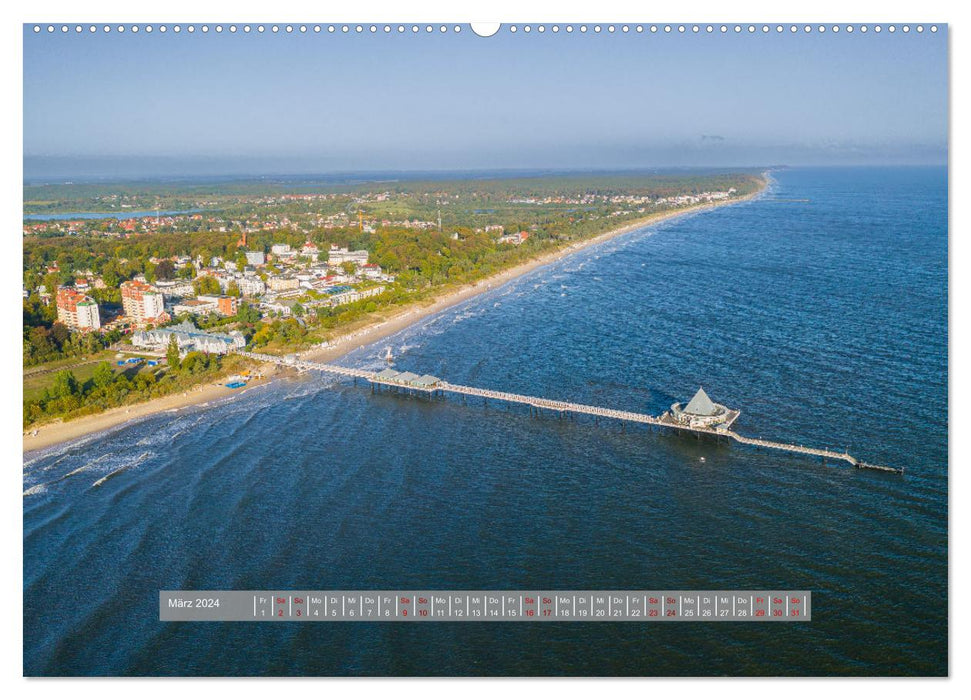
[160,590,811,621]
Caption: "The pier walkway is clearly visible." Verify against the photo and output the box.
[239,351,902,474]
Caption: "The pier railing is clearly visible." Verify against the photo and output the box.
[238,351,902,474]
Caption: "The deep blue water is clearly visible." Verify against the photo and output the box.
[23,167,947,676]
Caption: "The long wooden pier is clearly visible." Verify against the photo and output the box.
[240,352,903,474]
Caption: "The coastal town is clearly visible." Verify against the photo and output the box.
[23,174,762,434]
[41,241,392,355]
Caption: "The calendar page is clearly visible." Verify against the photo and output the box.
[19,8,948,682]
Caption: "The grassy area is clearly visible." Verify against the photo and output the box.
[23,351,160,402]
[23,352,255,429]
[23,350,115,376]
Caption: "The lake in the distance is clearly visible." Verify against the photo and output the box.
[24,209,201,221]
[23,167,947,676]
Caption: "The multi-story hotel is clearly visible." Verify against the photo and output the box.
[327,245,369,266]
[120,280,167,326]
[55,287,101,331]
[266,276,300,292]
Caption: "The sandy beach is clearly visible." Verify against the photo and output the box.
[22,365,286,453]
[24,184,765,455]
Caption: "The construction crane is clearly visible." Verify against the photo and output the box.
[343,199,366,232]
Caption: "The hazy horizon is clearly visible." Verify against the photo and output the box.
[23,161,952,189]
[24,24,947,179]
[23,154,946,184]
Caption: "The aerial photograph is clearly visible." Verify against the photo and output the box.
[21,20,947,678]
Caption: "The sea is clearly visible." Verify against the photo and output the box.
[23,167,948,676]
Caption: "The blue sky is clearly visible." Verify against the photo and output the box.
[23,25,948,177]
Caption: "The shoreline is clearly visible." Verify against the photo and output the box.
[23,180,766,455]
[22,367,284,455]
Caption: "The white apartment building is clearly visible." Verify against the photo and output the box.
[120,280,167,326]
[56,287,101,331]
[328,245,369,266]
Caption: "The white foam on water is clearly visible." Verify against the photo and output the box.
[91,450,153,488]
[23,432,104,471]
[24,431,148,489]
[282,379,337,402]
[450,308,486,326]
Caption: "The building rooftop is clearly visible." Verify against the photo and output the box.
[414,374,440,387]
[149,320,240,343]
[121,279,158,292]
[683,387,718,416]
